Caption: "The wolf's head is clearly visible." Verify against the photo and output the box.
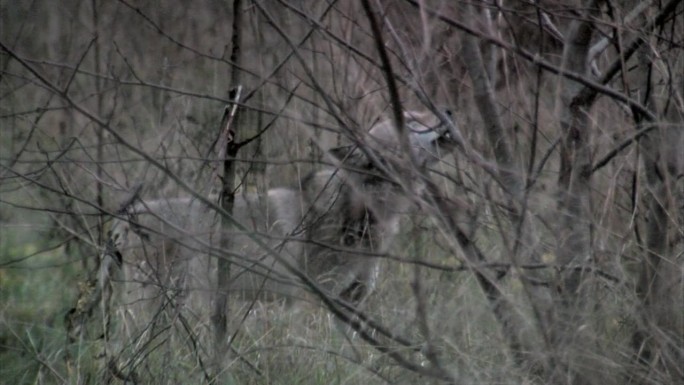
[401,109,457,165]
[330,108,457,170]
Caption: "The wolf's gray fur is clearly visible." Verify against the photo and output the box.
[101,109,454,336]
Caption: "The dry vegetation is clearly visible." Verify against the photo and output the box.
[1,0,682,384]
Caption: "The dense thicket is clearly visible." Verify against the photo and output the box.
[1,1,682,384]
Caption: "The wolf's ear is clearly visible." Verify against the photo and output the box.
[327,145,373,171]
[327,145,355,163]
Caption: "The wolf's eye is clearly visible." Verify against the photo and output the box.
[342,233,357,246]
